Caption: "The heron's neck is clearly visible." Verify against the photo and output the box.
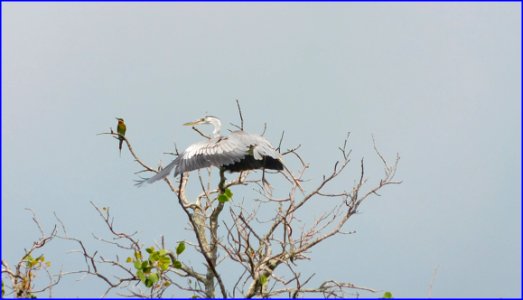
[209,118,222,137]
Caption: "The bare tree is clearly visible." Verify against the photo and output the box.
[90,103,401,298]
[2,209,62,298]
[3,103,400,298]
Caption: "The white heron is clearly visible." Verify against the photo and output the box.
[137,116,284,186]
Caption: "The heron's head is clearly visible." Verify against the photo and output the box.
[183,116,220,127]
[184,116,222,137]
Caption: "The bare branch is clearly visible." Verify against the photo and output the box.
[236,99,244,131]
[175,173,228,298]
[98,131,155,173]
[428,265,439,298]
[276,131,285,152]
[260,122,267,136]
[192,126,211,139]
[2,211,62,298]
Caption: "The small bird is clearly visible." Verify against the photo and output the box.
[116,117,126,156]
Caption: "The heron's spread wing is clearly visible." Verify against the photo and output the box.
[138,131,284,187]
[176,136,248,174]
[230,131,282,161]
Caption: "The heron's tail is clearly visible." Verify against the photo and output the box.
[135,158,179,187]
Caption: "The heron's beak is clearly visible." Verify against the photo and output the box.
[183,119,202,126]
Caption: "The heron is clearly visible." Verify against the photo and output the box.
[136,116,285,186]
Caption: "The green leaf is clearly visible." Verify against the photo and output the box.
[383,291,393,298]
[224,188,233,198]
[141,273,159,288]
[159,255,171,264]
[158,249,168,256]
[173,260,182,269]
[136,270,145,282]
[144,278,153,288]
[141,261,149,270]
[159,256,171,271]
[159,262,169,271]
[150,252,160,262]
[148,273,159,285]
[161,254,171,261]
[218,194,229,203]
[126,257,132,263]
[259,274,268,285]
[134,260,142,270]
[134,251,142,260]
[146,246,155,254]
[176,241,186,255]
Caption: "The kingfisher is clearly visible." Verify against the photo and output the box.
[116,118,126,156]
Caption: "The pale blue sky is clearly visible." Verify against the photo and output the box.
[2,2,521,298]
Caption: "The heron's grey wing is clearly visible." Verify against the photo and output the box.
[215,135,253,165]
[177,137,248,172]
[177,141,214,174]
[231,131,282,160]
[253,138,281,160]
[135,158,179,187]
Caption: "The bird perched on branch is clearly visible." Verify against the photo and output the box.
[137,116,284,186]
[116,117,126,156]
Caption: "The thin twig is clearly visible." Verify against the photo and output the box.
[192,127,211,139]
[236,99,244,130]
[428,265,439,298]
